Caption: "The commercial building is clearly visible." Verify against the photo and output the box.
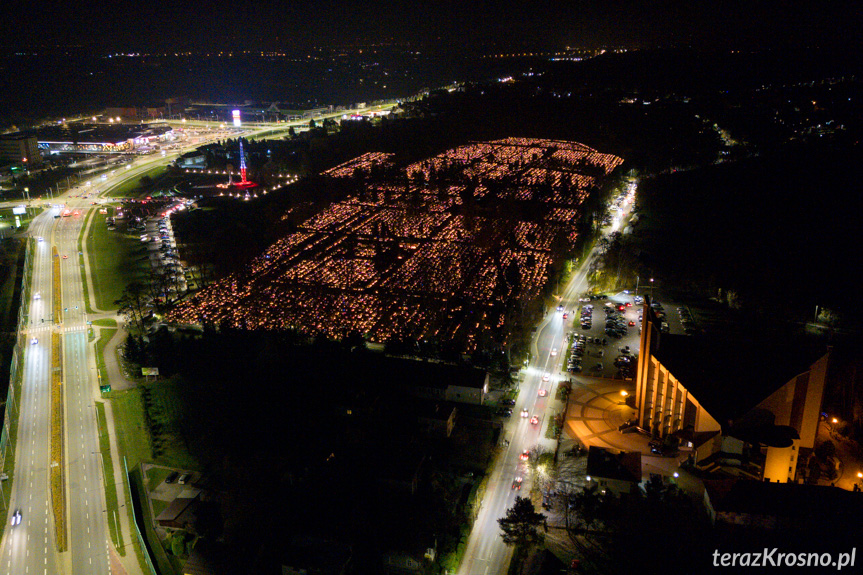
[634,297,829,483]
[0,132,41,167]
[32,123,174,154]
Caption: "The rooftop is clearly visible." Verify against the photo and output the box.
[645,302,828,427]
[706,479,863,527]
[586,446,641,483]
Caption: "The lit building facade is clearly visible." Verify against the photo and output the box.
[634,297,829,482]
[0,132,41,167]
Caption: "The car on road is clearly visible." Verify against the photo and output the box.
[556,305,564,312]
[38,237,44,242]
[542,373,550,382]
[539,389,548,397]
[31,337,38,345]
[550,348,557,356]
[62,255,68,259]
[11,508,21,527]
[530,415,539,425]
[512,477,523,490]
[521,408,529,418]
[629,320,636,326]
[562,313,568,319]
[34,292,41,300]
[520,450,530,461]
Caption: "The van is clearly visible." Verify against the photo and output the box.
[177,473,191,485]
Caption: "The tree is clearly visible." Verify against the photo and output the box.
[124,333,143,364]
[498,496,545,547]
[115,282,150,335]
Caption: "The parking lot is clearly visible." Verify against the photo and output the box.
[561,291,696,380]
[142,205,189,296]
[561,292,642,380]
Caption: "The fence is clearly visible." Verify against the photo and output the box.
[124,457,158,575]
[0,239,32,509]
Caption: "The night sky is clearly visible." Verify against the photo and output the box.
[2,0,860,51]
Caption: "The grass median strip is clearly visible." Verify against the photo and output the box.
[78,209,95,313]
[50,331,66,552]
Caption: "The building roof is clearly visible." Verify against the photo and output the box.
[0,132,35,141]
[586,446,641,483]
[28,123,172,145]
[705,479,863,526]
[183,539,236,575]
[348,355,487,392]
[282,537,352,575]
[672,427,720,449]
[155,495,197,523]
[416,402,456,421]
[646,304,827,426]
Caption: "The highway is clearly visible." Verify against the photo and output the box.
[57,206,111,574]
[458,185,636,575]
[0,124,256,573]
[1,211,60,575]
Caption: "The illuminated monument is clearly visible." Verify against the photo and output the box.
[216,138,257,197]
[233,138,256,190]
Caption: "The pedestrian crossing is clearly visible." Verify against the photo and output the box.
[27,324,89,335]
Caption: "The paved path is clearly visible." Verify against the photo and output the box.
[101,322,137,391]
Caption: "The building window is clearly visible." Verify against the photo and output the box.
[789,467,793,473]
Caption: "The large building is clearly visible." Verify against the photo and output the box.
[0,132,41,167]
[634,298,830,483]
[31,123,174,154]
